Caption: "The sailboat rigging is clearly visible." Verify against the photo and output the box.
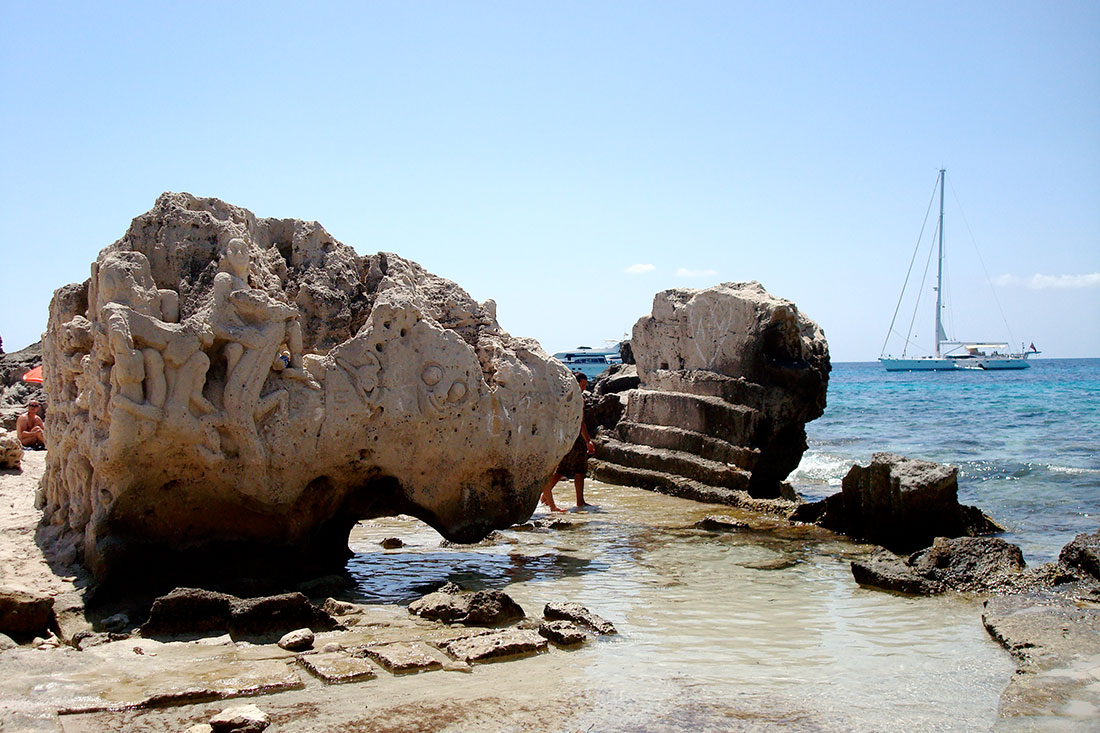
[879,169,1038,372]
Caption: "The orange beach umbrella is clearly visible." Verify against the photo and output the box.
[21,365,43,384]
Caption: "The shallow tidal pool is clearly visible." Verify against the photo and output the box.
[345,479,1014,732]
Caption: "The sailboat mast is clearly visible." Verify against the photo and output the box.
[934,168,945,358]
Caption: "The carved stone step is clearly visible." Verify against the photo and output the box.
[595,438,751,491]
[614,421,759,470]
[643,370,766,411]
[588,459,797,517]
[624,390,759,446]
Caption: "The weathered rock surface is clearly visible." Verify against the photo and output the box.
[277,628,314,651]
[0,430,22,469]
[38,193,580,582]
[982,591,1100,723]
[795,453,1004,554]
[209,703,270,732]
[436,628,547,663]
[296,650,377,684]
[851,537,1029,595]
[356,641,444,673]
[543,602,617,635]
[538,619,588,646]
[141,587,338,638]
[407,583,525,626]
[591,282,829,499]
[0,586,55,638]
[1058,530,1100,582]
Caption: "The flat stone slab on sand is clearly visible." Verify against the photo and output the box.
[436,628,547,664]
[296,651,377,684]
[357,641,444,673]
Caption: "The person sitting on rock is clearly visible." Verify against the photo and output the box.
[16,400,46,449]
[541,372,596,512]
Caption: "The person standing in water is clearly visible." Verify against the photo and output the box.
[541,372,596,512]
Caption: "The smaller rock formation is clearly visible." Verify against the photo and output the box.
[538,619,588,646]
[590,282,829,502]
[0,431,22,469]
[851,537,1028,595]
[0,587,55,639]
[407,582,525,626]
[1058,530,1100,581]
[277,628,314,651]
[793,453,1003,553]
[435,628,547,663]
[209,703,271,732]
[141,588,338,638]
[543,602,616,635]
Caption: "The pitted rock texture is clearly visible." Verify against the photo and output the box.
[0,430,23,469]
[591,282,829,499]
[796,453,1005,554]
[39,193,580,582]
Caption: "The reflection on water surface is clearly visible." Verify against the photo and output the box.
[347,480,1013,731]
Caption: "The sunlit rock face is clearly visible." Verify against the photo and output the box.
[39,193,580,582]
[592,282,829,499]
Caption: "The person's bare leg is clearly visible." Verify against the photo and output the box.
[541,474,566,512]
[574,475,590,508]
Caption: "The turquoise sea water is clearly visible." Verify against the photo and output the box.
[793,357,1100,563]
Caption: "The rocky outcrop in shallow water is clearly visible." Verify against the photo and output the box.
[792,453,1003,553]
[590,282,829,500]
[38,193,580,583]
[851,536,1029,595]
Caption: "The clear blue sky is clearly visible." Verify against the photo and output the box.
[2,1,1097,361]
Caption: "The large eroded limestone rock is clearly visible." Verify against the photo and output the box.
[591,282,829,499]
[38,193,580,581]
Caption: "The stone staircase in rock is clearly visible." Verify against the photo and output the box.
[590,375,798,514]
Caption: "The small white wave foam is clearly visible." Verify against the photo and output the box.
[792,451,852,486]
[1047,465,1100,476]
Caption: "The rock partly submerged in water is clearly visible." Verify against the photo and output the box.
[982,588,1100,722]
[37,192,581,585]
[543,601,617,635]
[792,453,1004,554]
[851,537,1028,595]
[407,583,525,627]
[591,281,829,502]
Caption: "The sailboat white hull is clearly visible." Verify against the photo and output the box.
[879,355,1032,372]
[879,357,959,372]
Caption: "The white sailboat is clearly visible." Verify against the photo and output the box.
[879,169,1038,372]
